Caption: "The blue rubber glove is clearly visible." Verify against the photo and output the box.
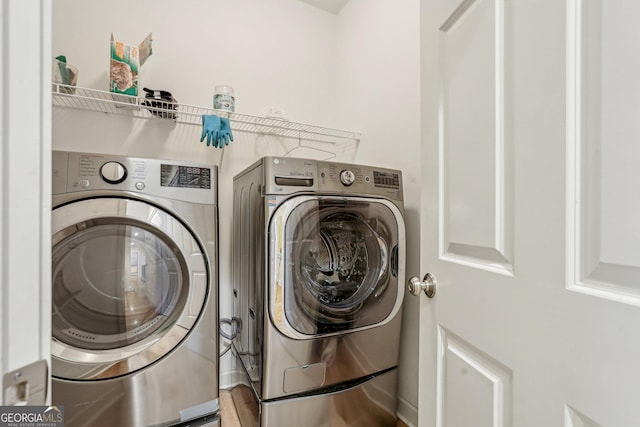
[218,117,234,149]
[201,115,221,147]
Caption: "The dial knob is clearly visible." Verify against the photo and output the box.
[100,161,127,184]
[339,169,355,186]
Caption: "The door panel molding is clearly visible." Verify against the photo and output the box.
[564,405,603,427]
[437,327,513,427]
[566,0,640,306]
[438,0,513,276]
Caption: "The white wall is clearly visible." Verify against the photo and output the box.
[52,0,420,424]
[335,1,421,425]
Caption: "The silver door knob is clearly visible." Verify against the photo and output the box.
[408,273,437,298]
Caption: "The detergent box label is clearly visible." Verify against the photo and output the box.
[109,33,152,97]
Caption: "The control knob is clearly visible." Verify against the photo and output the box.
[100,161,127,184]
[339,169,355,186]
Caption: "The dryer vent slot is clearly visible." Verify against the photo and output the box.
[275,176,314,187]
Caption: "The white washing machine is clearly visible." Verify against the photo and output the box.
[231,157,405,426]
[51,151,220,427]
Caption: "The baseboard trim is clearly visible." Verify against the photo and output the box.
[397,396,418,427]
[220,369,246,390]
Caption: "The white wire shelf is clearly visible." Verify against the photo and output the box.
[52,84,361,145]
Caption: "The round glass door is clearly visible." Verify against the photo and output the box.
[52,222,187,350]
[271,196,404,337]
[51,197,208,380]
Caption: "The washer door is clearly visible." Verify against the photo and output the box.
[270,196,405,338]
[51,197,209,380]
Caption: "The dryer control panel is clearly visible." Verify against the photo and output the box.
[262,156,403,201]
[52,151,217,204]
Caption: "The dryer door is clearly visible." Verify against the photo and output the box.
[269,196,405,338]
[51,197,209,380]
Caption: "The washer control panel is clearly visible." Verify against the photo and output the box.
[263,157,403,200]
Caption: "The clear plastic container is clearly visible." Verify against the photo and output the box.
[53,58,79,94]
[213,85,235,112]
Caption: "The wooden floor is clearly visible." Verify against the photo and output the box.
[220,390,410,427]
[220,390,241,427]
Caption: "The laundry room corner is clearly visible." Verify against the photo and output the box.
[335,1,421,425]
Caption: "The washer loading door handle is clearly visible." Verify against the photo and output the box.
[391,245,399,277]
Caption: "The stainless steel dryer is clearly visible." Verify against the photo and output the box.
[231,156,405,426]
[51,151,220,427]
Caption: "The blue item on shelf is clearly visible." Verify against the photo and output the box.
[200,115,222,147]
[200,114,234,149]
[218,117,234,148]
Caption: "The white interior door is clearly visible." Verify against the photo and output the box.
[1,1,52,406]
[418,0,640,425]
